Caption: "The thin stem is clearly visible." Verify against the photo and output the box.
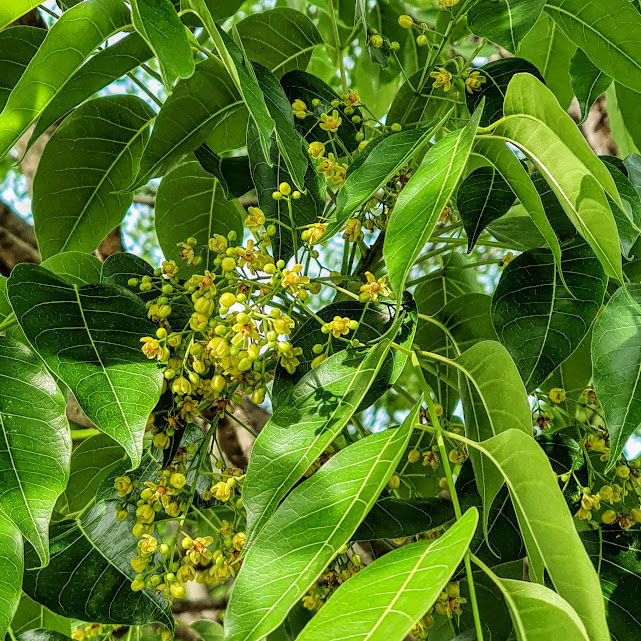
[140,63,164,83]
[327,0,347,94]
[190,504,220,534]
[0,312,17,332]
[126,72,163,108]
[70,428,100,440]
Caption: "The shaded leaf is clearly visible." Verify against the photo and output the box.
[570,48,612,125]
[296,508,478,641]
[592,284,641,471]
[190,621,223,641]
[0,515,22,640]
[40,252,102,287]
[491,237,607,391]
[236,8,323,77]
[33,95,154,260]
[9,594,71,638]
[0,337,70,565]
[193,145,253,199]
[0,0,131,158]
[225,409,416,641]
[603,161,641,258]
[155,159,244,278]
[7,264,163,469]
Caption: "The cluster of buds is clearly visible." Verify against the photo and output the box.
[192,520,246,586]
[585,431,610,462]
[407,446,441,470]
[202,464,244,503]
[71,625,122,641]
[308,141,350,186]
[366,27,400,53]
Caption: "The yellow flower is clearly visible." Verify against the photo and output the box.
[291,98,308,119]
[161,260,178,278]
[430,67,453,92]
[245,206,266,232]
[398,14,413,28]
[369,34,383,48]
[499,251,514,267]
[322,316,358,338]
[308,141,325,158]
[343,218,362,242]
[114,476,133,497]
[342,90,360,107]
[320,110,342,133]
[548,388,566,404]
[464,70,486,94]
[359,271,391,303]
[301,223,326,245]
[440,0,460,6]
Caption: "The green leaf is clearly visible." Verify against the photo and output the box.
[0,26,46,112]
[517,12,576,110]
[193,145,253,199]
[468,0,545,54]
[486,214,547,251]
[494,73,622,280]
[182,0,275,160]
[40,252,102,286]
[271,298,417,410]
[481,573,590,641]
[0,1,43,30]
[491,237,607,391]
[16,631,71,641]
[280,70,363,152]
[296,508,478,641]
[384,106,482,295]
[608,85,641,157]
[325,126,435,238]
[0,515,22,640]
[32,95,154,260]
[10,594,71,638]
[466,58,543,128]
[581,528,641,639]
[0,0,131,159]
[387,70,450,129]
[225,409,416,641]
[455,340,532,532]
[458,167,516,252]
[353,497,454,541]
[545,0,641,94]
[0,337,70,565]
[569,48,612,124]
[190,620,224,641]
[242,339,395,545]
[131,0,194,88]
[7,264,163,469]
[130,58,242,190]
[28,33,153,148]
[254,63,308,191]
[236,8,323,77]
[155,159,244,278]
[59,432,125,515]
[603,161,641,258]
[592,284,641,471]
[478,429,609,641]
[247,123,324,263]
[23,500,173,629]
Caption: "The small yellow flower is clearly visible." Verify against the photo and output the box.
[320,110,342,133]
[359,271,391,303]
[322,316,358,338]
[548,388,566,404]
[499,251,515,267]
[161,260,178,278]
[114,476,133,497]
[464,70,486,94]
[343,218,362,242]
[301,223,326,245]
[291,98,308,119]
[430,67,453,92]
[342,90,360,107]
[369,34,383,48]
[439,0,460,6]
[398,14,413,29]
[245,206,266,232]
[308,141,326,158]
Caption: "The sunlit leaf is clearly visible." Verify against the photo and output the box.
[0,515,23,639]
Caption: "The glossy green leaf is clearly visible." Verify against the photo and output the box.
[325,126,434,237]
[131,57,242,190]
[387,70,448,129]
[23,500,173,629]
[592,284,641,471]
[100,252,154,298]
[254,64,308,191]
[271,298,417,410]
[0,26,46,112]
[0,1,43,30]
[581,528,641,639]
[0,337,70,565]
[384,105,482,295]
[247,122,323,263]
[530,171,576,241]
[59,432,125,515]
[7,264,163,469]
[155,159,244,277]
[32,95,154,260]
[570,48,612,124]
[0,515,22,640]
[131,0,194,88]
[236,8,323,77]
[280,70,363,152]
[190,620,224,641]
[604,161,641,258]
[468,0,545,54]
[478,429,609,641]
[0,0,131,159]
[545,0,641,93]
[517,12,576,110]
[458,167,516,251]
[494,73,622,280]
[455,340,532,532]
[28,32,153,148]
[481,572,590,640]
[466,58,543,128]
[243,339,395,545]
[486,214,547,251]
[182,0,275,160]
[353,497,454,541]
[296,508,478,641]
[491,237,607,391]
[40,252,102,286]
[9,594,71,638]
[225,408,415,641]
[193,145,253,199]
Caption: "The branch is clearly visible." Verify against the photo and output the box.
[0,200,39,275]
[171,597,228,614]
